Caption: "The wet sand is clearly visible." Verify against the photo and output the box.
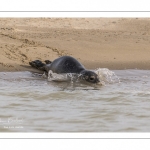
[0,18,150,72]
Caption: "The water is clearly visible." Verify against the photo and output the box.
[0,69,150,132]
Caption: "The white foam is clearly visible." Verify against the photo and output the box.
[94,68,120,85]
[48,70,80,82]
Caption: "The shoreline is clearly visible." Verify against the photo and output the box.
[1,61,150,72]
[0,18,150,72]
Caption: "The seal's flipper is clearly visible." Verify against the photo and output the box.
[45,60,52,64]
[29,60,46,71]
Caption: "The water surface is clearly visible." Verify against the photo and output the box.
[0,69,150,132]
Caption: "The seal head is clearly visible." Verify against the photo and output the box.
[80,70,100,83]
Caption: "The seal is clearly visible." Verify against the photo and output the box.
[29,56,100,83]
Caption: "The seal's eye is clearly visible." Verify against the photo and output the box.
[89,76,95,81]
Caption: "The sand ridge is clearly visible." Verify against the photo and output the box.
[0,18,150,72]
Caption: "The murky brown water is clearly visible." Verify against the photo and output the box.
[0,69,150,132]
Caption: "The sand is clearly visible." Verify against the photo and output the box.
[0,18,150,72]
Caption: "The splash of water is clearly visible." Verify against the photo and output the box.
[94,68,120,85]
[47,68,120,85]
[47,70,80,82]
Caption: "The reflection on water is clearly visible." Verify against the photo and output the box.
[0,69,150,132]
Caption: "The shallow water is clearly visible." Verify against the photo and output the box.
[0,69,150,132]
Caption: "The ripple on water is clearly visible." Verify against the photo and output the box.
[0,69,150,132]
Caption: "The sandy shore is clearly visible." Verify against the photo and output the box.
[0,18,150,72]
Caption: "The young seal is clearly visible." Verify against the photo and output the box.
[29,56,100,84]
